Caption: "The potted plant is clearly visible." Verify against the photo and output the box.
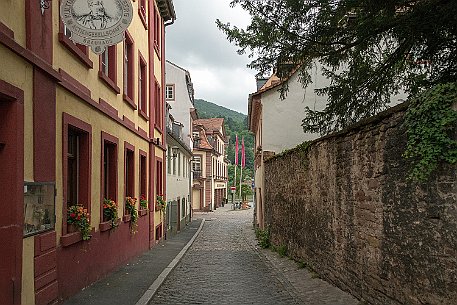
[156,195,166,212]
[67,204,91,241]
[139,194,148,209]
[103,198,119,230]
[125,196,138,234]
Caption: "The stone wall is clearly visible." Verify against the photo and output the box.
[263,103,457,305]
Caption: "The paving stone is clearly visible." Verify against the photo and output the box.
[150,205,359,305]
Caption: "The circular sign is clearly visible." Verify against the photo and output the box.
[60,0,133,54]
[230,186,236,191]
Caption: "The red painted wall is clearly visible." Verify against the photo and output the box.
[0,80,24,305]
[57,215,150,300]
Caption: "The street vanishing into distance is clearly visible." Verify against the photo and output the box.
[149,205,358,305]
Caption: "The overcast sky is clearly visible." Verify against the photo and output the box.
[165,0,257,114]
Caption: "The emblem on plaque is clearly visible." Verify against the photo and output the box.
[60,0,133,54]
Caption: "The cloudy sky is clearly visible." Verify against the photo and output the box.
[165,0,257,114]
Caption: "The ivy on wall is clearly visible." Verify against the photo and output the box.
[403,83,457,182]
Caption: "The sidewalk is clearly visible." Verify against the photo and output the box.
[63,218,204,305]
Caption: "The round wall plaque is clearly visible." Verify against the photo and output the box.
[60,0,133,54]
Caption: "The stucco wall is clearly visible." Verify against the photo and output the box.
[264,103,457,305]
[261,65,328,154]
[165,62,194,148]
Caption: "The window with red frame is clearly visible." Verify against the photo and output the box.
[125,146,134,198]
[139,152,147,202]
[156,159,163,197]
[63,114,92,235]
[66,128,90,209]
[100,46,116,82]
[154,82,162,129]
[154,7,160,51]
[103,141,117,204]
[139,0,147,26]
[139,54,147,116]
[123,33,134,103]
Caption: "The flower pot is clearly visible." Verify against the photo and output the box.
[67,223,78,234]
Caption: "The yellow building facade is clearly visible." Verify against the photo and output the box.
[0,1,175,304]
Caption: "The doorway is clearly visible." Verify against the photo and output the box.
[0,81,24,305]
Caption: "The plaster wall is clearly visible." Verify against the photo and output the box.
[261,68,326,154]
[0,0,26,46]
[165,62,194,148]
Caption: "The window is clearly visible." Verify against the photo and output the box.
[178,152,181,176]
[165,85,174,100]
[153,6,161,52]
[156,159,163,196]
[125,143,135,198]
[99,46,119,93]
[181,198,186,218]
[101,132,118,222]
[167,146,171,174]
[63,114,92,235]
[139,52,148,118]
[172,150,176,175]
[138,0,148,28]
[154,81,162,129]
[59,6,92,68]
[139,151,147,200]
[123,31,135,108]
[192,155,201,178]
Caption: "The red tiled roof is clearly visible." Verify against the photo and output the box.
[194,118,224,132]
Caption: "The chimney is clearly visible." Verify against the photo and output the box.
[256,77,269,91]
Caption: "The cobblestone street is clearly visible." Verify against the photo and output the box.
[149,204,359,305]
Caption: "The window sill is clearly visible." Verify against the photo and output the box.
[139,109,149,121]
[59,33,93,69]
[99,71,120,94]
[60,228,94,247]
[99,220,118,232]
[139,209,148,217]
[123,94,137,110]
[123,214,131,223]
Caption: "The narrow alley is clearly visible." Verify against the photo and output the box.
[149,205,358,305]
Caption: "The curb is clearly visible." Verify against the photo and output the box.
[135,219,205,305]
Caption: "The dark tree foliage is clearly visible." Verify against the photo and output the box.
[217,0,457,134]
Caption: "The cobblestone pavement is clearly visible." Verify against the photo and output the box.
[149,204,359,305]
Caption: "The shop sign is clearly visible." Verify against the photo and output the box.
[216,183,226,189]
[60,0,133,54]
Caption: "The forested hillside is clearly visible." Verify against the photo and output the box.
[194,99,254,186]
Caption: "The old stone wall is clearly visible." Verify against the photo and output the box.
[264,103,457,305]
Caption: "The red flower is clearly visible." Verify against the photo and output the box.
[70,213,76,218]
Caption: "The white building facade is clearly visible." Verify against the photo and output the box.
[249,66,327,229]
[165,61,195,234]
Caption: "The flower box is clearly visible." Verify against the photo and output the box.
[99,220,112,232]
[123,214,131,223]
[139,209,148,217]
[61,231,82,247]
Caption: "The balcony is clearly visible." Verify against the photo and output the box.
[193,171,202,179]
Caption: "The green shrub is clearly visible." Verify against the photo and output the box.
[255,227,270,249]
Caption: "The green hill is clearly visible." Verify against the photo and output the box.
[194,99,254,182]
[194,99,246,123]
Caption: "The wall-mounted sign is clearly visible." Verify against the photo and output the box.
[60,0,133,54]
[216,183,226,189]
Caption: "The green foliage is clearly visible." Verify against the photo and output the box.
[403,83,457,182]
[194,98,254,170]
[195,99,246,123]
[125,197,138,234]
[275,244,288,257]
[255,227,270,249]
[217,0,457,135]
